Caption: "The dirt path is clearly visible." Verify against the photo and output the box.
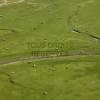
[0,53,100,66]
[0,0,25,7]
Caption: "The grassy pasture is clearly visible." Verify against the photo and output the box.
[0,56,100,100]
[0,0,100,59]
[0,0,100,100]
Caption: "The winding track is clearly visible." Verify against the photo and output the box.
[0,53,100,66]
[68,0,100,41]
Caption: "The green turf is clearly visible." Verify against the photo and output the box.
[0,0,100,59]
[0,0,100,100]
[0,56,100,100]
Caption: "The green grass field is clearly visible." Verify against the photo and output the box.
[0,0,100,100]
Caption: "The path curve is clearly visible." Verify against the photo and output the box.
[0,53,100,66]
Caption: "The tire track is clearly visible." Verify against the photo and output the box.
[0,53,100,66]
[68,0,100,42]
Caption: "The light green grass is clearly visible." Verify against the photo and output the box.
[0,0,100,59]
[0,56,100,100]
[0,0,100,100]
